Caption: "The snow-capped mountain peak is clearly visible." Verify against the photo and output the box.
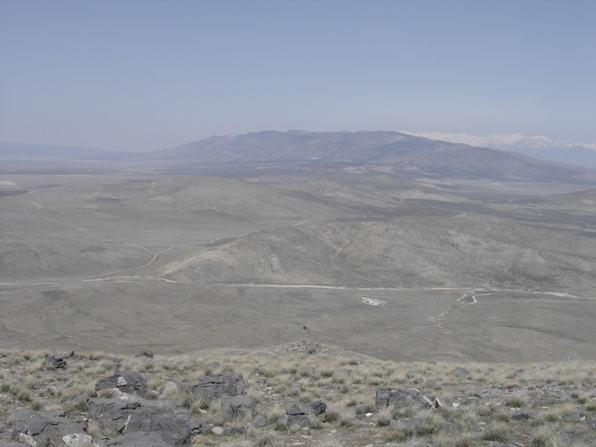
[399,131,596,166]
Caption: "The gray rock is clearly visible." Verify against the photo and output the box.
[222,396,253,420]
[193,373,245,399]
[124,407,191,446]
[43,355,67,369]
[95,372,147,396]
[12,412,87,446]
[251,415,267,427]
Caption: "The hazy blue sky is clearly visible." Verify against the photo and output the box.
[1,0,595,152]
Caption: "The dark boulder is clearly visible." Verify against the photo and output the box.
[95,371,148,396]
[124,406,192,446]
[193,373,245,399]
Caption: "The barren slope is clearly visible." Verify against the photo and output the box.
[166,214,596,295]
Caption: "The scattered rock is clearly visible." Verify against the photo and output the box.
[43,355,67,369]
[211,426,224,435]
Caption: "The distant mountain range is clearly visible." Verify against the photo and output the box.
[2,131,596,184]
[401,131,596,167]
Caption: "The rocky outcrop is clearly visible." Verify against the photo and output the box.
[87,398,202,446]
[12,412,87,446]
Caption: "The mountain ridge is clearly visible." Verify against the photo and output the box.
[2,131,596,184]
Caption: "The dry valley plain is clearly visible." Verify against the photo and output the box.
[1,171,596,363]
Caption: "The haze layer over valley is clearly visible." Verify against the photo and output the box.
[1,131,596,363]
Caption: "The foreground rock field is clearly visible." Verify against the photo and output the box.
[1,342,595,447]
